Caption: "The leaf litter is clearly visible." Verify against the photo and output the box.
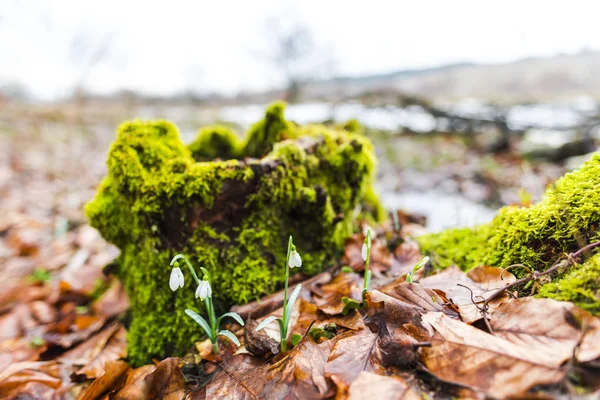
[2,132,600,398]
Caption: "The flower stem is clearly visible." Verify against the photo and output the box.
[212,341,220,355]
[181,257,201,286]
[281,236,293,352]
[363,230,372,299]
[281,337,287,352]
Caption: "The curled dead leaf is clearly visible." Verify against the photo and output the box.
[141,357,186,400]
[111,364,157,399]
[420,312,565,398]
[244,318,280,357]
[77,360,129,400]
[313,273,362,315]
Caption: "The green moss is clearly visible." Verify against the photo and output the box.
[86,102,383,365]
[417,227,483,270]
[417,154,600,313]
[339,119,364,136]
[538,253,600,314]
[188,125,241,161]
[243,101,296,158]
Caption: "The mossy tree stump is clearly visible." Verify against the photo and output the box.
[86,102,384,365]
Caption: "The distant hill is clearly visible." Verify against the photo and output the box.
[312,62,476,85]
[301,51,600,103]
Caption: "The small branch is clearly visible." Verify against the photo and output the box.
[571,240,600,259]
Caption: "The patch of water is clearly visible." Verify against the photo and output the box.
[381,190,498,233]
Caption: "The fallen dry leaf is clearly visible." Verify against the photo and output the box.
[78,360,129,400]
[231,272,331,320]
[420,265,516,323]
[111,364,157,399]
[342,233,392,273]
[0,338,46,372]
[313,272,362,315]
[0,361,72,399]
[73,325,127,379]
[205,337,334,400]
[466,265,516,290]
[390,239,423,277]
[202,354,266,399]
[490,297,600,364]
[347,371,420,400]
[324,329,381,394]
[380,283,460,320]
[59,322,125,369]
[141,357,186,399]
[420,312,565,398]
[92,279,130,319]
[260,338,334,399]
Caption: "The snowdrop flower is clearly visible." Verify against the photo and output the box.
[169,267,184,291]
[195,278,212,300]
[362,229,372,261]
[289,249,302,268]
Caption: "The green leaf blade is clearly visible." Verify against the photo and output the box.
[185,309,214,340]
[218,330,241,347]
[218,312,245,327]
[255,315,280,332]
[284,284,302,328]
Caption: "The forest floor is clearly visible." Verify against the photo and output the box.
[1,106,599,399]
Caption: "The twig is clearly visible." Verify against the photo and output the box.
[483,240,600,308]
[457,284,494,334]
[500,263,532,280]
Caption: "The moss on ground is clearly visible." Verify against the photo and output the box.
[418,154,600,313]
[86,102,382,365]
[538,253,600,315]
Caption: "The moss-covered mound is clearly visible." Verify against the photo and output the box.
[86,102,382,365]
[418,154,600,313]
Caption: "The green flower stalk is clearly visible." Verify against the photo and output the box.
[169,254,244,355]
[361,228,372,299]
[255,236,302,353]
[341,228,373,315]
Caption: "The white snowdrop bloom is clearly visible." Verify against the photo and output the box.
[361,243,368,261]
[289,250,302,268]
[195,279,212,300]
[169,267,184,291]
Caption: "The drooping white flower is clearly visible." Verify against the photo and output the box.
[169,267,185,291]
[289,250,302,268]
[195,279,212,300]
[361,243,368,261]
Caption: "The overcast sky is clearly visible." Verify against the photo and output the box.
[1,0,598,99]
